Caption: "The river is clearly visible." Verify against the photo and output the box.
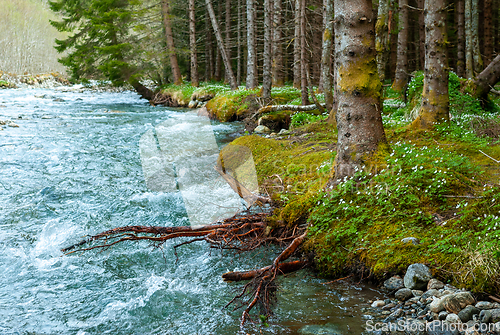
[0,87,383,334]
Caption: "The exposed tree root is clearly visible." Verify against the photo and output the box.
[60,212,309,325]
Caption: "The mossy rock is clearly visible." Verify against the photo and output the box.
[0,80,15,88]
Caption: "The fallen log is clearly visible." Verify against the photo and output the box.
[257,103,327,115]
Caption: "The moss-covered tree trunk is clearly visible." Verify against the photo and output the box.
[161,0,183,85]
[411,0,449,129]
[392,0,409,93]
[375,0,391,82]
[332,0,387,181]
[321,0,334,112]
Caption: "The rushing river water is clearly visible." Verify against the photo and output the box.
[0,88,384,334]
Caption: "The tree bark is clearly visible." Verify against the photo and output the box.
[375,0,391,82]
[205,6,214,80]
[411,0,449,129]
[215,1,223,81]
[161,0,182,85]
[392,0,409,93]
[417,0,425,71]
[272,0,284,86]
[473,54,500,99]
[465,0,474,78]
[246,0,257,88]
[225,0,232,66]
[189,0,199,87]
[456,0,465,77]
[237,0,242,86]
[262,0,272,100]
[293,0,301,89]
[205,0,238,90]
[483,0,493,66]
[300,0,309,105]
[332,0,387,181]
[321,0,334,112]
[471,0,483,74]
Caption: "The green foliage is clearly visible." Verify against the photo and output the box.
[49,0,140,85]
[290,112,326,128]
[307,137,500,291]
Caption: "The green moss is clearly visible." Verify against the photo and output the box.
[337,55,381,99]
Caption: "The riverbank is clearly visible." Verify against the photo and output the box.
[167,77,500,300]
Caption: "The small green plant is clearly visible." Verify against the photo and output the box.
[290,111,326,127]
[259,314,269,327]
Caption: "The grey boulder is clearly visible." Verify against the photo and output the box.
[404,264,432,290]
[383,275,404,291]
[442,292,475,314]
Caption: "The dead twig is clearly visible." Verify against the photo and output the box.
[479,150,500,164]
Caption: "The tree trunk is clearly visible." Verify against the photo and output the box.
[411,0,449,129]
[417,0,425,71]
[272,0,284,86]
[205,0,238,90]
[246,0,257,88]
[205,6,214,81]
[225,0,232,80]
[161,0,183,85]
[332,0,387,181]
[321,0,334,112]
[456,0,465,78]
[300,0,309,105]
[483,0,493,66]
[262,0,272,100]
[189,0,199,87]
[215,1,223,81]
[375,0,391,82]
[473,54,500,99]
[465,0,474,78]
[293,0,301,89]
[471,0,483,74]
[237,0,242,86]
[392,0,409,93]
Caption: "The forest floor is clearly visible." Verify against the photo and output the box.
[159,73,500,296]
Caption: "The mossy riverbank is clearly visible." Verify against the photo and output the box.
[165,76,500,296]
